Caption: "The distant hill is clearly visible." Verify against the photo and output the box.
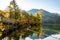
[27,9,60,35]
[28,9,38,14]
[38,9,57,23]
[28,9,57,22]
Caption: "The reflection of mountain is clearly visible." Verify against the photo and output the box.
[28,9,60,35]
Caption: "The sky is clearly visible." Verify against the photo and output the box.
[0,0,60,13]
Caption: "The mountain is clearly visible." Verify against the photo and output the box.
[28,9,38,14]
[39,9,57,22]
[28,9,57,22]
[28,9,60,27]
[28,9,60,35]
[28,9,56,20]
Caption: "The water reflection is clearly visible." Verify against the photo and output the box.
[2,34,60,40]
